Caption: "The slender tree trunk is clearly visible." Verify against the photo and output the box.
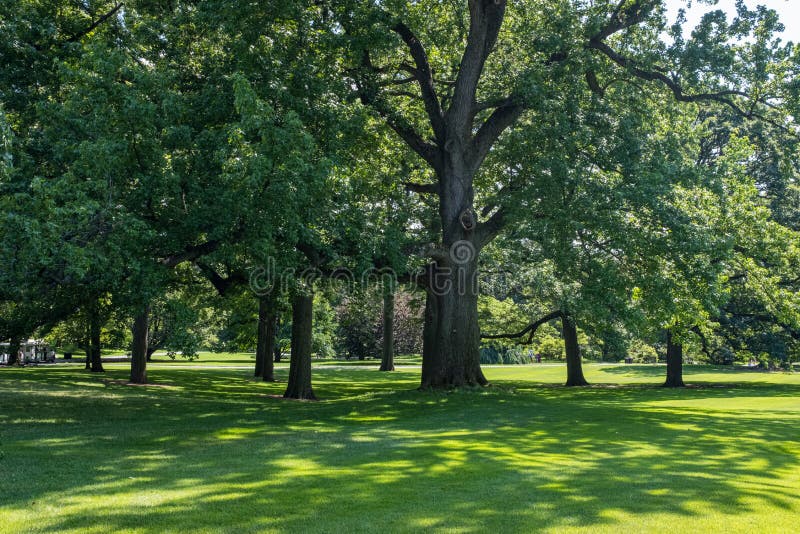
[273,347,282,362]
[256,296,277,382]
[273,317,282,362]
[7,337,20,366]
[130,306,149,384]
[380,279,395,371]
[601,342,609,362]
[664,330,685,387]
[284,292,315,400]
[89,304,104,373]
[563,314,588,386]
[255,297,267,378]
[84,325,91,369]
[262,313,277,382]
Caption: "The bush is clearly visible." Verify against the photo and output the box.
[480,346,503,364]
[535,335,565,360]
[334,290,381,360]
[627,339,658,364]
[312,295,338,359]
[480,344,533,365]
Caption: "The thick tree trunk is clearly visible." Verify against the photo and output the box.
[419,150,490,389]
[130,306,149,384]
[89,304,104,373]
[563,315,588,386]
[664,330,685,387]
[256,296,277,382]
[7,337,20,366]
[380,280,395,371]
[420,253,487,389]
[284,292,315,400]
[354,3,512,388]
[146,347,156,361]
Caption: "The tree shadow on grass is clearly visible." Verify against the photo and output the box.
[1,366,799,532]
[595,364,781,378]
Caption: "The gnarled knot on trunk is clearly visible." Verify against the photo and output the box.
[460,208,476,231]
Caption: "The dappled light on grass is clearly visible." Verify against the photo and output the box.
[1,364,799,532]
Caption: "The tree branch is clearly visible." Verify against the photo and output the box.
[391,22,446,143]
[64,2,124,44]
[476,206,508,248]
[466,49,568,167]
[482,310,564,344]
[162,240,221,268]
[467,102,524,172]
[195,263,246,296]
[691,326,713,360]
[355,50,443,173]
[404,182,439,195]
[448,0,507,137]
[588,39,750,110]
[594,0,659,41]
[722,307,800,340]
[584,1,787,124]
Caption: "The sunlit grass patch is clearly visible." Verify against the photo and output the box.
[0,364,798,533]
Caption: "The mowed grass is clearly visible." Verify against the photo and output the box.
[1,363,798,533]
[107,351,424,367]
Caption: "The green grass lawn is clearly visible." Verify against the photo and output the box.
[1,364,798,533]
[93,351,424,367]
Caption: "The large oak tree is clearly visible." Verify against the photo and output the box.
[336,0,795,388]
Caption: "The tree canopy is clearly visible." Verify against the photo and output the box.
[1,0,799,391]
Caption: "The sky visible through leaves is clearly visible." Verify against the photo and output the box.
[665,0,800,42]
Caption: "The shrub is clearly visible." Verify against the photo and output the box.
[627,339,658,364]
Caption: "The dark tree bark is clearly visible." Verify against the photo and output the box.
[273,317,283,362]
[146,347,156,361]
[353,3,511,388]
[380,279,395,371]
[255,297,267,378]
[421,256,487,388]
[84,323,91,369]
[89,304,104,373]
[257,296,277,382]
[262,314,278,382]
[273,325,282,361]
[130,306,149,384]
[664,330,686,387]
[284,292,315,400]
[6,337,20,366]
[350,1,776,389]
[482,310,563,344]
[563,314,588,387]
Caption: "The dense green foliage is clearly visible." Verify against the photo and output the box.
[1,2,799,377]
[3,3,800,530]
